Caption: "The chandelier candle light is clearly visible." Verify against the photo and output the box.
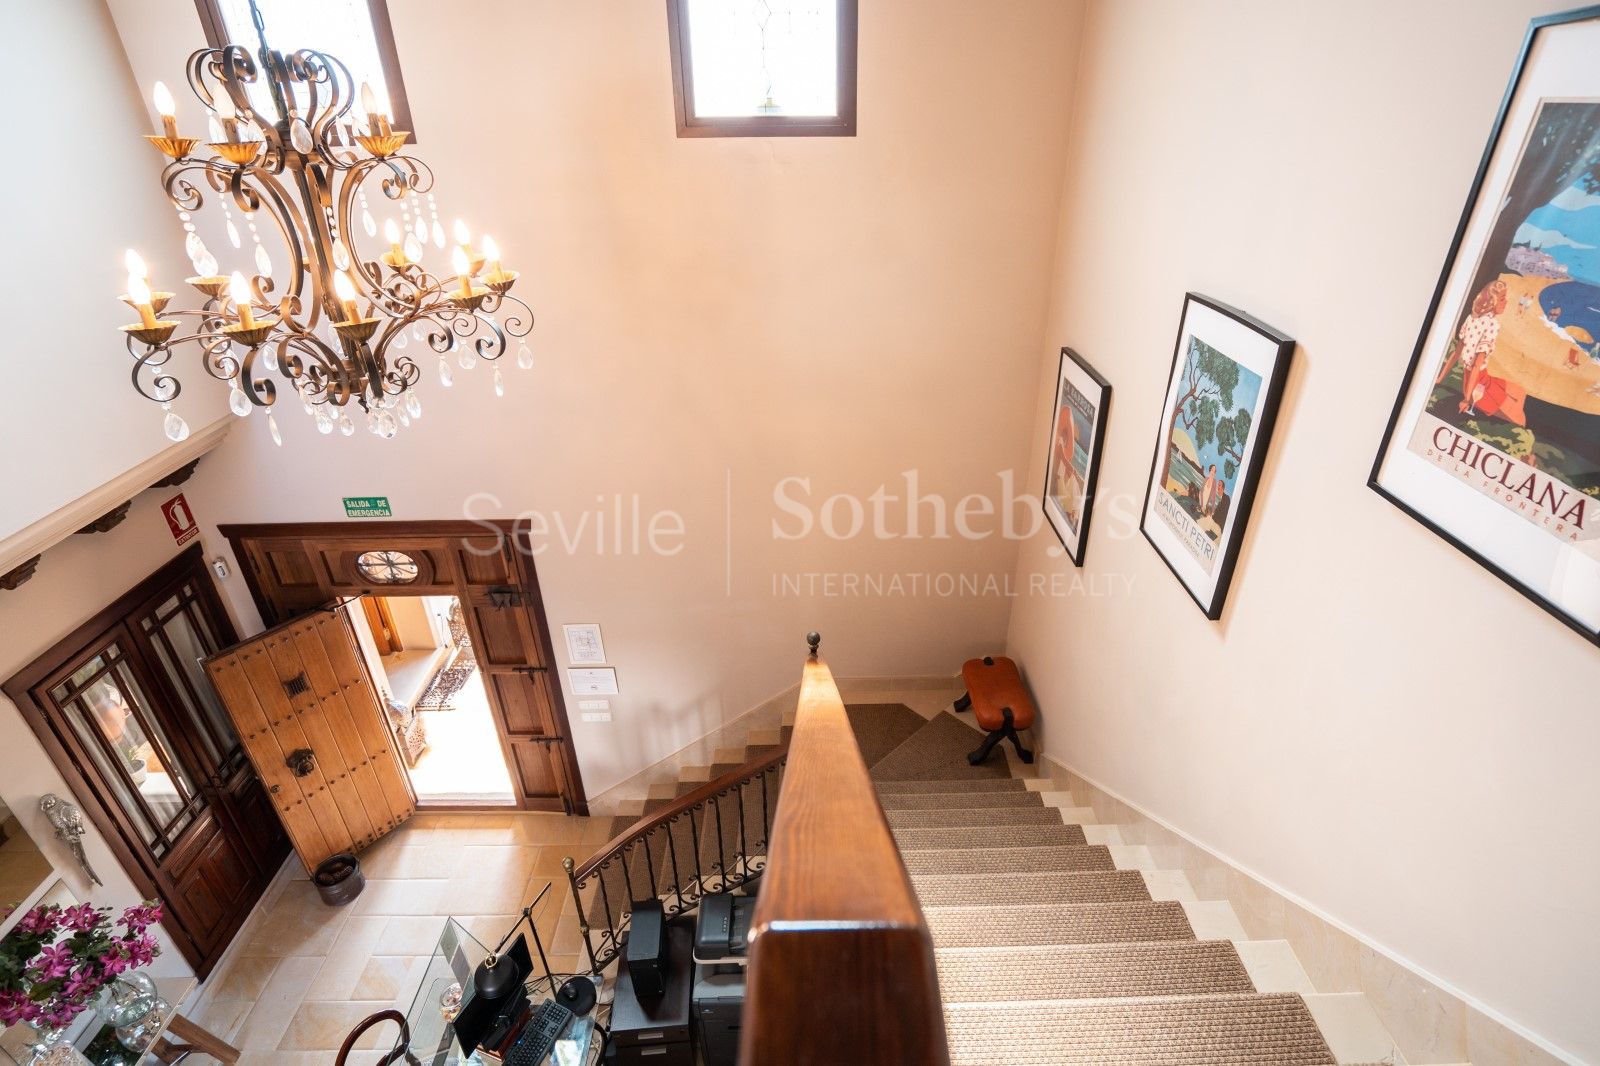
[120,0,535,445]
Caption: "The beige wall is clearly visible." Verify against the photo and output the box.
[0,0,216,541]
[1006,2,1598,1061]
[100,0,1085,797]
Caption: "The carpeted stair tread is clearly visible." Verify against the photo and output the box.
[893,823,1086,849]
[943,994,1336,1065]
[936,940,1254,1003]
[911,869,1151,906]
[924,900,1194,947]
[870,713,1010,781]
[845,703,929,767]
[878,790,1044,811]
[874,777,1028,794]
[900,843,1114,876]
[885,806,1062,829]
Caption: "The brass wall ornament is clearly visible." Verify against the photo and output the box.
[120,0,536,447]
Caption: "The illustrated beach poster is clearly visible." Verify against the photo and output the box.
[1153,337,1263,572]
[1404,100,1600,544]
[1046,376,1094,536]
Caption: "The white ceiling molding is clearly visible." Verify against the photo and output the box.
[0,416,234,581]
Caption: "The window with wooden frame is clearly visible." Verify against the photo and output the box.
[667,0,858,137]
[193,0,415,138]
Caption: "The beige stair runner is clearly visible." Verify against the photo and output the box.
[862,705,1342,1066]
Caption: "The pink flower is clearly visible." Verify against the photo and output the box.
[16,905,60,936]
[28,944,74,982]
[59,904,100,934]
[119,902,162,930]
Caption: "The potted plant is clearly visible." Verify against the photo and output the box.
[0,901,162,1064]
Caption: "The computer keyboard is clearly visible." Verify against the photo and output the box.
[504,999,574,1066]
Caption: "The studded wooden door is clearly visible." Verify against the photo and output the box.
[202,605,416,873]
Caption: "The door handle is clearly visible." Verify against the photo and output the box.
[286,748,316,777]
[514,665,549,674]
[527,736,565,745]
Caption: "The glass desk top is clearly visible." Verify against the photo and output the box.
[404,919,595,1066]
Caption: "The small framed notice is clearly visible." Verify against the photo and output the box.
[562,623,607,665]
[567,668,619,695]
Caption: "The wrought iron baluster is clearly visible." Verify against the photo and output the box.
[642,826,659,901]
[619,840,639,905]
[736,777,750,883]
[760,766,771,851]
[562,857,599,974]
[593,861,619,968]
[688,802,706,900]
[666,812,686,914]
[712,790,728,893]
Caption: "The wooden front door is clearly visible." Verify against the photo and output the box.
[3,548,289,977]
[203,606,416,873]
[220,521,586,814]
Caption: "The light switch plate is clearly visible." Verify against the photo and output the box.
[577,699,610,711]
[581,711,613,723]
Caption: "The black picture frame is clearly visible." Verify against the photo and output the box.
[1041,348,1112,566]
[1140,292,1294,620]
[1368,5,1600,647]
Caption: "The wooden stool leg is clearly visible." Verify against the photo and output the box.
[967,728,1003,765]
[953,692,971,712]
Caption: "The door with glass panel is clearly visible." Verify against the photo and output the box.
[3,547,287,976]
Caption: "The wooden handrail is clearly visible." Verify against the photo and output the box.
[570,740,789,885]
[739,639,951,1064]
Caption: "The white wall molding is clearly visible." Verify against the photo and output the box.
[0,416,232,578]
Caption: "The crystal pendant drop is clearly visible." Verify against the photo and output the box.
[228,386,251,417]
[414,217,428,240]
[262,347,279,372]
[225,219,242,249]
[315,409,334,435]
[254,243,272,277]
[332,238,351,271]
[162,404,190,442]
[458,349,476,370]
[493,367,505,397]
[362,209,377,237]
[185,231,207,268]
[404,234,424,262]
[366,409,381,434]
[412,324,426,342]
[196,247,219,278]
[266,411,283,446]
[339,412,356,436]
[431,219,446,248]
[392,329,408,351]
[438,358,453,387]
[397,409,411,428]
[516,342,534,370]
[405,392,422,419]
[380,411,400,439]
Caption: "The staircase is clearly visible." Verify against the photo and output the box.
[852,702,1458,1066]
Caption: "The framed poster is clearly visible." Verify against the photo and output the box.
[1372,9,1600,645]
[1043,348,1112,565]
[1141,293,1294,618]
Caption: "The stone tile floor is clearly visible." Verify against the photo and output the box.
[186,812,616,1064]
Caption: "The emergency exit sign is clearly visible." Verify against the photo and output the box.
[343,496,392,518]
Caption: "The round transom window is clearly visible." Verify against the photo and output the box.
[355,550,419,585]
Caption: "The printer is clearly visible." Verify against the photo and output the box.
[691,892,757,1066]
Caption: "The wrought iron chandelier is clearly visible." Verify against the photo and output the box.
[120,0,533,445]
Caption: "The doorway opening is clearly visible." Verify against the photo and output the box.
[353,594,516,807]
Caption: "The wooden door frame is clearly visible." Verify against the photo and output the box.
[217,520,588,815]
[2,545,279,975]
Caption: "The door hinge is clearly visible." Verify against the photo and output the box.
[487,586,526,609]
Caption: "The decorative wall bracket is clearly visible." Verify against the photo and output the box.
[39,793,104,887]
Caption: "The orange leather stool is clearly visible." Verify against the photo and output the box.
[955,656,1036,765]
